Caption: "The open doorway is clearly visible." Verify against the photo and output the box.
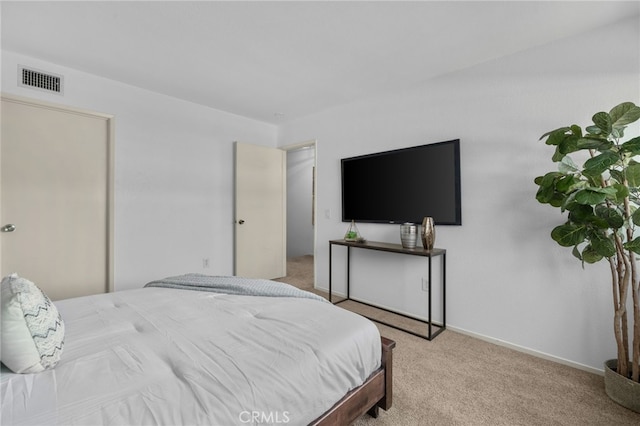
[282,141,316,291]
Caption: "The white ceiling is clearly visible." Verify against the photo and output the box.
[2,1,638,124]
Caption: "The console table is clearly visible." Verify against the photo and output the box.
[329,239,446,340]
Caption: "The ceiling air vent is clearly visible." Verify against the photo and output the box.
[18,66,64,95]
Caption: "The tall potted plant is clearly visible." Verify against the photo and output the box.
[534,101,640,411]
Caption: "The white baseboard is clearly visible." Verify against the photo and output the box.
[316,286,603,376]
[320,287,346,299]
[449,325,604,376]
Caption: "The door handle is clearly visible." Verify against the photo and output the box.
[1,224,16,232]
[238,220,245,225]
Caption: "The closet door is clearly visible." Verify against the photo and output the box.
[0,96,113,300]
[234,142,286,279]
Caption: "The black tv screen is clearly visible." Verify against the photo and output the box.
[341,139,461,225]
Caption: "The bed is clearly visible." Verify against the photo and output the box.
[0,273,395,425]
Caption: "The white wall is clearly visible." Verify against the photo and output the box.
[3,15,638,374]
[278,17,640,372]
[286,148,315,257]
[1,50,278,291]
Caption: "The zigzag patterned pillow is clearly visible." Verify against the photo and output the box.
[1,273,65,373]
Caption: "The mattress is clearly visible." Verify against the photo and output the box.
[1,286,381,425]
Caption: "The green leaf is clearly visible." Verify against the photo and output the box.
[592,111,612,135]
[610,102,640,127]
[595,205,624,229]
[568,204,594,223]
[540,172,563,185]
[535,184,554,204]
[548,192,566,208]
[612,127,625,139]
[611,183,629,202]
[570,125,583,138]
[591,215,611,229]
[562,192,580,212]
[536,185,555,204]
[620,136,640,155]
[585,174,604,188]
[581,244,603,263]
[626,163,640,187]
[555,175,579,193]
[535,172,562,203]
[552,146,565,162]
[632,208,640,226]
[589,231,616,257]
[558,135,581,155]
[576,137,613,151]
[610,169,625,184]
[586,125,603,135]
[540,127,571,144]
[558,155,580,174]
[623,236,640,255]
[583,151,619,176]
[572,245,582,260]
[574,187,617,205]
[551,224,586,247]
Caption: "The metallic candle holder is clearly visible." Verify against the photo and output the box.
[400,223,418,249]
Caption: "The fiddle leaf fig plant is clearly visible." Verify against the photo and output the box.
[534,101,640,384]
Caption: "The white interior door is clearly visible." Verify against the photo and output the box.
[234,142,286,279]
[0,95,112,301]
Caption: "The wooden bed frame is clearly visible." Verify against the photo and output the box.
[311,336,396,425]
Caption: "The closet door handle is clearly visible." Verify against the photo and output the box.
[238,220,245,225]
[1,224,16,232]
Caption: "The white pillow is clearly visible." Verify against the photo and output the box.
[1,273,65,373]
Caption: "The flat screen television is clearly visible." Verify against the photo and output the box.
[341,139,461,225]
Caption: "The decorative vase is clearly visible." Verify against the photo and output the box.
[400,223,418,249]
[421,217,435,250]
[344,220,362,242]
[604,359,640,413]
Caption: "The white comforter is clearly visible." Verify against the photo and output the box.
[1,287,381,426]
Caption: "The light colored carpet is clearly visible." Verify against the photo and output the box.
[276,255,640,426]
